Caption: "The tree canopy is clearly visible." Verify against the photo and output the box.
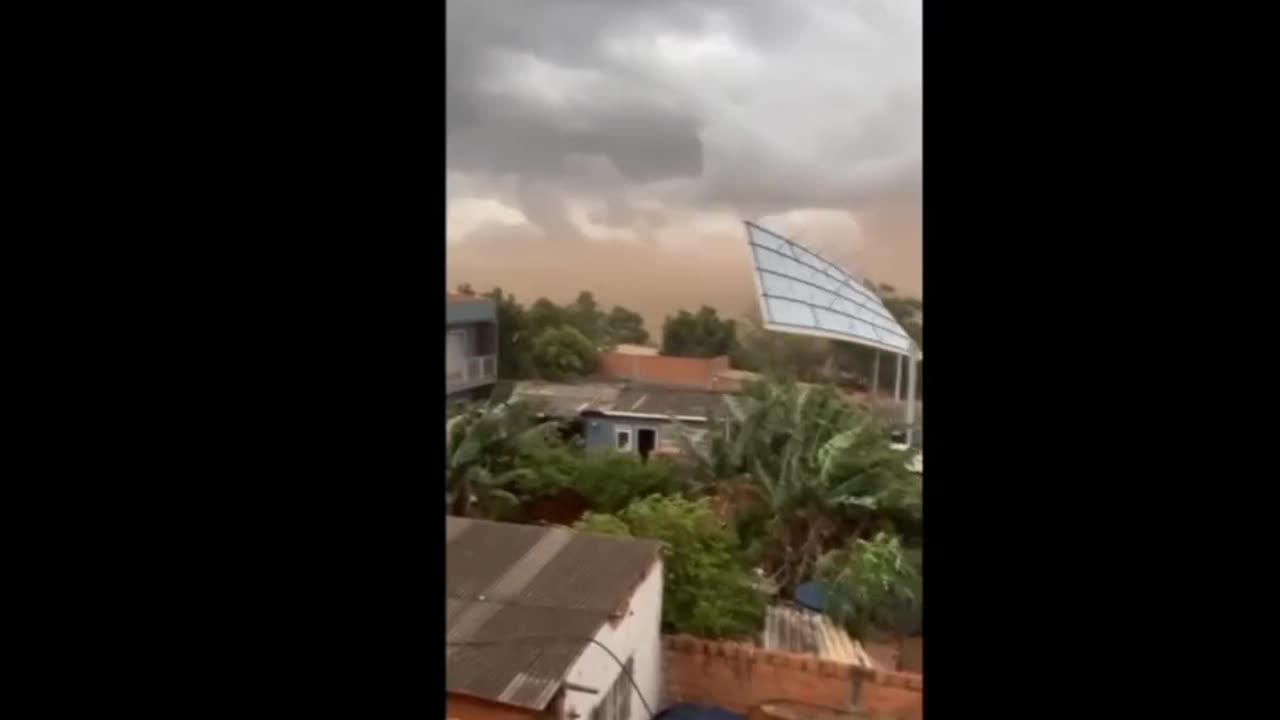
[604,305,650,345]
[531,325,599,381]
[458,284,655,382]
[661,306,738,358]
[455,279,920,394]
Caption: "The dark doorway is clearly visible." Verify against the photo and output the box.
[637,427,657,461]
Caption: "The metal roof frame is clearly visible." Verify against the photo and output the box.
[743,221,920,443]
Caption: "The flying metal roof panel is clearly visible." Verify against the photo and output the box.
[745,222,915,356]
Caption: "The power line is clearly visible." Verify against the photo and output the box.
[446,635,656,718]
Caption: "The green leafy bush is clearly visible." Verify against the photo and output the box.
[574,512,633,538]
[569,452,679,513]
[576,495,766,639]
[817,532,920,638]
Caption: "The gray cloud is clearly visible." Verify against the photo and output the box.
[447,0,921,235]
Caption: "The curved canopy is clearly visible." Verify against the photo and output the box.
[744,221,916,356]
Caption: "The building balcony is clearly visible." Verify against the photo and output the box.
[446,353,497,394]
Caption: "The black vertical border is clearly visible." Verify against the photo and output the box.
[98,7,451,716]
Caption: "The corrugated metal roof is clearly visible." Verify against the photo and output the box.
[509,381,621,417]
[761,605,873,668]
[508,381,735,423]
[446,517,662,710]
[606,386,730,421]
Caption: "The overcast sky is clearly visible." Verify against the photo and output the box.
[447,0,922,318]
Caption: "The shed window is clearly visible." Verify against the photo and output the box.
[615,428,632,451]
[592,656,634,720]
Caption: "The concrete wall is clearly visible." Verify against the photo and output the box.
[561,558,665,720]
[661,635,923,720]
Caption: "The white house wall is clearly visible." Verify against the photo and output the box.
[560,557,664,720]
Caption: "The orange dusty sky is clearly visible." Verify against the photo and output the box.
[447,201,921,333]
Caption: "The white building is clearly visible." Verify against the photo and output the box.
[447,517,664,720]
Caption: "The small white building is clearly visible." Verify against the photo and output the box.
[447,517,664,720]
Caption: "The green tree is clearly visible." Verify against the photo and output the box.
[480,286,534,379]
[661,306,738,358]
[604,305,650,346]
[876,283,923,350]
[527,298,565,337]
[446,401,559,518]
[531,325,599,380]
[576,495,766,639]
[817,532,921,640]
[565,291,606,344]
[732,309,833,382]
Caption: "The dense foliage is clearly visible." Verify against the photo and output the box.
[482,287,535,379]
[446,401,681,520]
[507,447,680,515]
[876,283,923,350]
[446,401,559,517]
[577,495,766,639]
[457,284,652,382]
[531,326,599,380]
[604,305,650,345]
[685,381,921,592]
[817,533,921,639]
[563,453,680,514]
[456,282,921,393]
[731,311,834,382]
[661,306,738,358]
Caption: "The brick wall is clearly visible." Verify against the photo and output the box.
[447,693,541,720]
[598,353,732,391]
[662,636,922,720]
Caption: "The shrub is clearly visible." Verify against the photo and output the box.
[576,495,766,639]
[817,532,920,638]
[569,452,679,514]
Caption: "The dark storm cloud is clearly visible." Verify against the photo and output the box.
[446,0,719,184]
[447,0,921,224]
[514,182,585,243]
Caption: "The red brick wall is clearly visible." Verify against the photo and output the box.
[448,693,542,720]
[598,353,731,391]
[662,635,923,720]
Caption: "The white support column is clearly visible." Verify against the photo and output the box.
[905,347,919,446]
[871,351,881,399]
[894,353,903,402]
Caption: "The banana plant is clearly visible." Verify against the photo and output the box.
[679,379,920,592]
[446,401,558,517]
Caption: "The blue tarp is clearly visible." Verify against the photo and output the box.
[656,703,746,720]
[794,580,828,612]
